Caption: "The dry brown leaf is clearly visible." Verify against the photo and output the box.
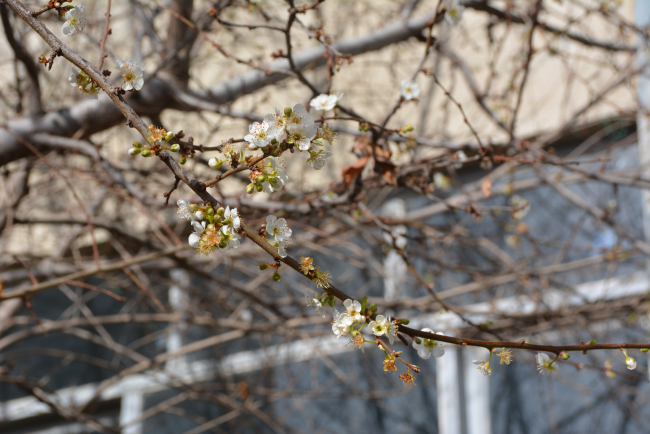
[482,173,492,198]
[341,156,369,186]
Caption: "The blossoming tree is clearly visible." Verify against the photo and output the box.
[1,0,649,431]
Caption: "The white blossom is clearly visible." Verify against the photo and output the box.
[194,210,204,220]
[510,195,531,219]
[332,310,353,338]
[368,315,397,344]
[288,103,315,128]
[266,215,292,242]
[177,200,192,220]
[307,296,326,318]
[445,0,465,25]
[473,360,493,376]
[219,225,241,251]
[188,220,205,248]
[400,79,420,101]
[244,121,275,150]
[412,328,445,359]
[287,123,318,151]
[434,172,451,190]
[68,67,98,100]
[275,238,290,258]
[453,150,468,169]
[306,150,333,170]
[224,206,240,230]
[310,93,343,111]
[264,108,288,138]
[626,356,637,370]
[536,353,558,376]
[62,5,86,37]
[343,299,362,323]
[264,157,289,192]
[116,57,145,91]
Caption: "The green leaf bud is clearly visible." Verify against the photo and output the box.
[415,338,422,344]
[270,149,280,157]
[170,144,180,152]
[400,318,410,325]
[271,139,278,145]
[256,183,263,192]
[259,263,269,270]
[284,107,292,117]
[642,348,649,353]
[369,303,377,312]
[272,271,281,282]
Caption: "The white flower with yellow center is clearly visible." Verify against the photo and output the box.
[310,93,343,112]
[400,79,420,101]
[536,353,558,376]
[343,299,362,323]
[473,360,493,376]
[116,57,145,91]
[332,310,353,338]
[306,150,333,170]
[445,0,465,25]
[245,121,275,150]
[62,5,87,37]
[412,328,445,359]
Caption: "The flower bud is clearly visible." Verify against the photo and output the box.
[207,223,215,230]
[209,157,222,169]
[642,348,649,353]
[218,240,228,249]
[405,123,414,132]
[270,149,280,157]
[128,147,140,156]
[284,107,292,117]
[272,271,282,281]
[271,139,278,145]
[256,183,263,192]
[179,157,187,164]
[165,132,174,142]
[195,211,204,220]
[133,141,143,148]
[626,356,637,370]
[400,318,410,325]
[170,144,180,152]
[259,263,269,270]
[369,303,377,312]
[206,207,214,215]
[246,184,255,194]
[560,351,570,360]
[415,338,422,345]
[217,207,225,216]
[141,149,152,157]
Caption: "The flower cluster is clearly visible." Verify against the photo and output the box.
[177,200,241,256]
[299,257,332,289]
[62,5,86,37]
[116,57,145,91]
[265,215,292,258]
[68,67,99,100]
[247,157,289,193]
[128,126,179,158]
